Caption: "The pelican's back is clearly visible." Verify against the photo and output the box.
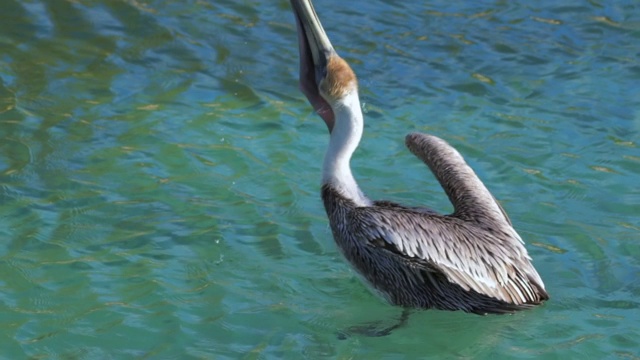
[320,133,548,314]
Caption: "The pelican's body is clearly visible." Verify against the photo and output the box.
[291,0,548,314]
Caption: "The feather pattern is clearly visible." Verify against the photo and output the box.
[321,133,548,314]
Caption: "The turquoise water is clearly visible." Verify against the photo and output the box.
[1,0,639,358]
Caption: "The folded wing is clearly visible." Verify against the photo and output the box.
[351,207,548,305]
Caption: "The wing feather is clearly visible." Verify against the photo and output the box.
[352,207,546,305]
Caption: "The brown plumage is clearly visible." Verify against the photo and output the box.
[320,134,549,314]
[322,56,357,100]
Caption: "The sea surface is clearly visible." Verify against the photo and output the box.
[1,0,639,358]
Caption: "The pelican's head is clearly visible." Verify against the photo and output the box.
[291,0,357,133]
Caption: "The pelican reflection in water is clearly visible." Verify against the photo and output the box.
[290,0,548,319]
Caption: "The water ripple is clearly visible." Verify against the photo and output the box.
[1,0,639,358]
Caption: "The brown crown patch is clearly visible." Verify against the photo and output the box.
[321,55,357,100]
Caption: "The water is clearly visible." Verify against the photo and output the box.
[1,0,639,358]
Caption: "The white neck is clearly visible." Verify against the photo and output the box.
[322,90,371,206]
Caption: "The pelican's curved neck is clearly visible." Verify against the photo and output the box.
[322,91,371,206]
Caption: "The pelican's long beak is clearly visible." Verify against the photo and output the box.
[291,0,336,131]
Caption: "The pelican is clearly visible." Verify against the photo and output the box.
[290,0,548,315]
